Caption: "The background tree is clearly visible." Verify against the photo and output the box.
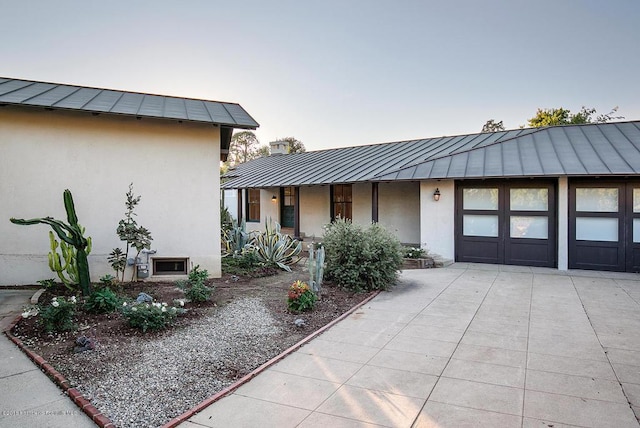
[481,119,505,133]
[527,106,623,128]
[278,136,306,154]
[228,131,261,166]
[256,145,271,158]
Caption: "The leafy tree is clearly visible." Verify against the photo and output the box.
[527,106,623,128]
[481,119,505,133]
[256,145,271,158]
[228,131,261,165]
[278,136,306,154]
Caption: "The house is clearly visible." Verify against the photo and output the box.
[0,77,258,285]
[222,121,640,273]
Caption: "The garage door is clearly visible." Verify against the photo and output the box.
[569,180,640,272]
[455,180,557,267]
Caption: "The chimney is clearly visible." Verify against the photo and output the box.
[269,140,289,155]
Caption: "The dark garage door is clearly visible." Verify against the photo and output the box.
[455,180,557,267]
[569,179,640,272]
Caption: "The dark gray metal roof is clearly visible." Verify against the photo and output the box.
[0,77,259,129]
[222,121,640,189]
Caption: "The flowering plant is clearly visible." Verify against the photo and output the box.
[402,246,426,259]
[120,300,184,332]
[287,280,317,312]
[39,296,77,332]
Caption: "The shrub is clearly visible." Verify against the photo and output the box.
[185,281,213,302]
[99,274,117,287]
[178,265,214,302]
[323,218,403,292]
[85,287,121,314]
[39,296,77,332]
[120,301,181,332]
[287,280,317,312]
[37,278,56,289]
[221,250,262,275]
[402,246,426,259]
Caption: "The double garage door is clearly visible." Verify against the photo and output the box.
[455,179,640,272]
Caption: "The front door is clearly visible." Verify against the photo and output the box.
[456,180,557,267]
[569,179,640,272]
[281,187,295,228]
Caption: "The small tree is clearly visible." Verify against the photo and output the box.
[481,119,505,133]
[111,183,153,282]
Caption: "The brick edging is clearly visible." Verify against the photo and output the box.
[4,315,115,428]
[160,290,381,428]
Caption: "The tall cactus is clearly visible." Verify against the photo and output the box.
[10,189,92,296]
[308,243,325,294]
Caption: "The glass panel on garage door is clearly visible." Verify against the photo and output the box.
[456,181,556,267]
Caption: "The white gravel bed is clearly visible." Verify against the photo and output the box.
[69,297,286,428]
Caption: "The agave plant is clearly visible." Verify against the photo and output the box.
[222,218,251,256]
[249,218,302,271]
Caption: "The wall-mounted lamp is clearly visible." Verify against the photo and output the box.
[433,188,441,202]
[271,195,277,202]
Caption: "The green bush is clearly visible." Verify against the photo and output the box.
[221,250,262,275]
[188,265,209,284]
[185,281,213,302]
[85,287,121,314]
[120,301,181,332]
[402,246,426,259]
[178,265,214,302]
[39,296,77,332]
[287,280,317,312]
[323,218,403,292]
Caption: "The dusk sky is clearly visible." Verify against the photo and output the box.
[1,0,638,151]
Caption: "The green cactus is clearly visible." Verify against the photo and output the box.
[48,229,92,290]
[10,189,93,296]
[308,243,325,294]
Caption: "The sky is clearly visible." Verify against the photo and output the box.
[1,0,639,151]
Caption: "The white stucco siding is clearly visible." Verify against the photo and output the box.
[557,177,569,270]
[0,107,222,285]
[420,180,455,260]
[378,182,421,244]
[300,186,330,239]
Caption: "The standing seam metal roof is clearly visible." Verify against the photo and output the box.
[222,121,640,189]
[0,77,259,129]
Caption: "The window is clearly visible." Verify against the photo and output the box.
[153,258,188,275]
[332,184,352,220]
[247,188,260,222]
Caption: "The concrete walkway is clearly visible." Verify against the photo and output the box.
[181,264,640,428]
[0,289,95,428]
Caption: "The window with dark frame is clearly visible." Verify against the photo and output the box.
[153,258,188,275]
[247,188,261,222]
[332,184,353,220]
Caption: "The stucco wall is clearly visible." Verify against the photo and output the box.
[300,186,330,239]
[420,180,455,260]
[0,107,222,285]
[378,182,420,245]
[351,183,372,227]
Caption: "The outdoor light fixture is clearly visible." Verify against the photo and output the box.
[433,188,441,202]
[271,195,277,202]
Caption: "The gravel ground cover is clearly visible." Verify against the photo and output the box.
[11,266,373,427]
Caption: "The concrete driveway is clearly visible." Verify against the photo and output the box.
[184,264,640,428]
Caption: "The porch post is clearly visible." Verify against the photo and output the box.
[294,186,301,240]
[237,189,243,223]
[372,182,379,223]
